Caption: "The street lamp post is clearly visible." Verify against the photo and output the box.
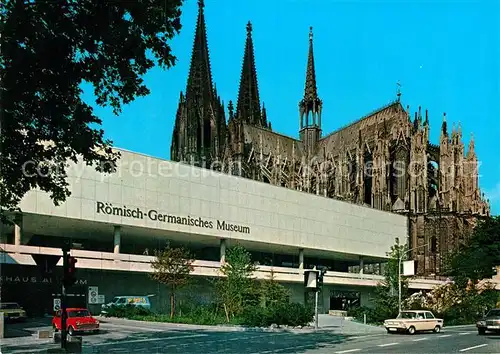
[398,243,429,314]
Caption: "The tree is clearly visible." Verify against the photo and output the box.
[214,245,257,321]
[445,216,500,287]
[371,241,410,321]
[150,245,194,319]
[0,0,183,221]
[259,269,290,308]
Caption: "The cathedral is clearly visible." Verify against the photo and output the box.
[170,1,491,276]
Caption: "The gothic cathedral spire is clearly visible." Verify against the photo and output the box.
[170,0,226,166]
[299,27,322,155]
[299,27,322,132]
[185,0,213,101]
[236,21,262,126]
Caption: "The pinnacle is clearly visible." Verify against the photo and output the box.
[303,26,319,102]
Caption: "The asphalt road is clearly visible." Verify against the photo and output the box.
[1,318,499,353]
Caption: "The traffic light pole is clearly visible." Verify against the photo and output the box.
[61,248,68,350]
[314,290,319,330]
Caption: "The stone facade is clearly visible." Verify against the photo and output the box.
[170,1,490,275]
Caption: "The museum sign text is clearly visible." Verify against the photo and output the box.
[96,202,250,234]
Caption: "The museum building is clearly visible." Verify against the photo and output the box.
[0,148,448,316]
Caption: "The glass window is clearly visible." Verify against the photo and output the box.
[425,312,435,319]
[0,303,20,309]
[117,298,127,304]
[487,309,500,317]
[68,310,90,318]
[397,312,416,319]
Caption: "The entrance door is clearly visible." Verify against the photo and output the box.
[330,290,361,311]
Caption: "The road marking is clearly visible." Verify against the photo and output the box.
[438,334,452,338]
[335,349,362,353]
[413,337,428,341]
[459,344,488,352]
[88,333,208,347]
[162,332,292,350]
[458,332,470,335]
[101,323,165,332]
[378,342,398,347]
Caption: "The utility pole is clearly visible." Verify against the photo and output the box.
[398,243,429,313]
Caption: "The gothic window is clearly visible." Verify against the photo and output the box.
[349,158,356,194]
[196,120,202,154]
[363,152,373,205]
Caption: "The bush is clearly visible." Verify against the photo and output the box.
[240,302,313,328]
[103,304,152,318]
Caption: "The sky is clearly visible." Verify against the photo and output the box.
[82,0,500,215]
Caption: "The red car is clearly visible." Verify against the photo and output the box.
[52,308,100,336]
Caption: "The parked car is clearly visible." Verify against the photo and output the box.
[101,295,151,314]
[52,308,99,336]
[384,310,444,334]
[476,308,500,335]
[0,302,27,322]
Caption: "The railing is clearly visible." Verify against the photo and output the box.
[1,244,479,289]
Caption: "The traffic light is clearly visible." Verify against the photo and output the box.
[318,268,327,289]
[63,254,78,288]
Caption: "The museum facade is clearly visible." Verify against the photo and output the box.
[1,148,453,316]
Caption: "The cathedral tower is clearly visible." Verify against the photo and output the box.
[235,22,267,128]
[299,27,322,156]
[170,0,226,167]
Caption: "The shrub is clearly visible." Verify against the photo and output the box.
[103,304,152,318]
[240,302,313,328]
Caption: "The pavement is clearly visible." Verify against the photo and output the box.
[1,315,498,353]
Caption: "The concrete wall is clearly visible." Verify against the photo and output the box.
[19,148,407,259]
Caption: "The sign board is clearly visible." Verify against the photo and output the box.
[88,286,99,304]
[97,295,105,304]
[402,260,415,276]
[53,298,61,311]
[304,270,318,289]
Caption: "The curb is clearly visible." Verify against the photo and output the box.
[97,316,326,333]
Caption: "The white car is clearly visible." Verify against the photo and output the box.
[384,310,444,334]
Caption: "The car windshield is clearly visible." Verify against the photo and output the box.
[112,297,120,303]
[68,310,90,318]
[0,303,20,309]
[487,309,500,317]
[397,312,417,319]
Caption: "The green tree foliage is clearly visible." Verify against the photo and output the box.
[259,270,290,308]
[214,245,257,321]
[445,216,500,287]
[369,241,410,322]
[150,245,194,319]
[0,0,183,220]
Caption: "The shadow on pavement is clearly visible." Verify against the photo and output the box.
[1,327,364,354]
[4,317,52,338]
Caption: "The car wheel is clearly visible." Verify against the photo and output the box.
[68,326,74,336]
[433,325,441,333]
[386,329,392,334]
[478,328,486,335]
[407,326,416,335]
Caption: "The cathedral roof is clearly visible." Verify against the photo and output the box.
[319,101,405,155]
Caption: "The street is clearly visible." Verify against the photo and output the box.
[1,317,499,353]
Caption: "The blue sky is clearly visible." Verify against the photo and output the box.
[83,0,500,215]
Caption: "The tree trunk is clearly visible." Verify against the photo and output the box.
[224,303,229,323]
[170,292,175,319]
